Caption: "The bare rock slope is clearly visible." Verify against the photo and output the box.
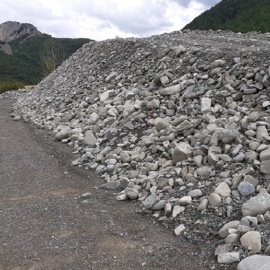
[9,29,270,267]
[0,21,41,54]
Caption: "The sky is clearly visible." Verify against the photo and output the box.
[0,0,221,41]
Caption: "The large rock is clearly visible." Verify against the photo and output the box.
[240,231,261,253]
[241,189,270,216]
[237,255,270,270]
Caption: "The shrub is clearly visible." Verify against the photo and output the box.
[0,82,25,94]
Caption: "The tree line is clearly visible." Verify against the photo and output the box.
[183,0,270,33]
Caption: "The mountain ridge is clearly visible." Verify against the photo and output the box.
[0,21,91,84]
[183,0,270,33]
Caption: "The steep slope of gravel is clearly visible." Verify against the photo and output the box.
[5,29,270,267]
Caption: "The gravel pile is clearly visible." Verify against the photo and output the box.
[4,29,270,268]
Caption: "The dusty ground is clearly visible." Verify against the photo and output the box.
[0,98,236,270]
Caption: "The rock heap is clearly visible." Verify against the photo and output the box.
[5,29,270,267]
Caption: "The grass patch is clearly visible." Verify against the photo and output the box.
[0,82,25,94]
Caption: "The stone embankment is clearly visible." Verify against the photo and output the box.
[4,29,270,268]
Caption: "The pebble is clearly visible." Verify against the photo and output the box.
[217,252,240,264]
[174,224,186,236]
[238,181,255,197]
[214,182,231,197]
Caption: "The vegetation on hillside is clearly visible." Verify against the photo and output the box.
[183,0,270,33]
[0,81,25,94]
[0,35,91,85]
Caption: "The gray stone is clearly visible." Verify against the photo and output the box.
[201,97,212,113]
[247,111,260,122]
[147,98,160,109]
[105,71,117,82]
[233,152,245,162]
[83,131,97,147]
[211,59,226,68]
[260,160,270,174]
[155,117,171,131]
[194,155,203,166]
[172,142,192,164]
[215,244,233,256]
[264,210,270,221]
[221,129,240,144]
[188,189,203,198]
[240,231,261,253]
[243,175,259,187]
[238,181,255,197]
[195,166,212,179]
[54,125,71,141]
[208,146,221,166]
[242,189,270,216]
[179,196,192,206]
[260,147,270,161]
[81,192,92,199]
[197,198,208,212]
[217,252,240,264]
[100,181,120,190]
[142,194,159,209]
[208,193,221,207]
[174,224,186,236]
[151,200,166,210]
[160,84,181,96]
[215,182,231,197]
[237,255,270,270]
[176,120,193,132]
[225,233,240,244]
[256,126,269,141]
[164,202,172,216]
[125,187,139,200]
[172,205,185,218]
[219,220,240,238]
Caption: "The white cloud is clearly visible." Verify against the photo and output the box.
[0,0,221,40]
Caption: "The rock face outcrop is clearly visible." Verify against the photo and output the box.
[0,21,41,43]
[4,29,270,267]
[0,21,42,54]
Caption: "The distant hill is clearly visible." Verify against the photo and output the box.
[0,21,91,85]
[183,0,270,33]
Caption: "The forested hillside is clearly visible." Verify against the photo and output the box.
[183,0,270,33]
[0,35,90,85]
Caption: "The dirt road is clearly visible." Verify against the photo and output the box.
[0,98,220,269]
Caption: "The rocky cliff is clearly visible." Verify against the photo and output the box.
[0,21,42,54]
[6,29,270,268]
